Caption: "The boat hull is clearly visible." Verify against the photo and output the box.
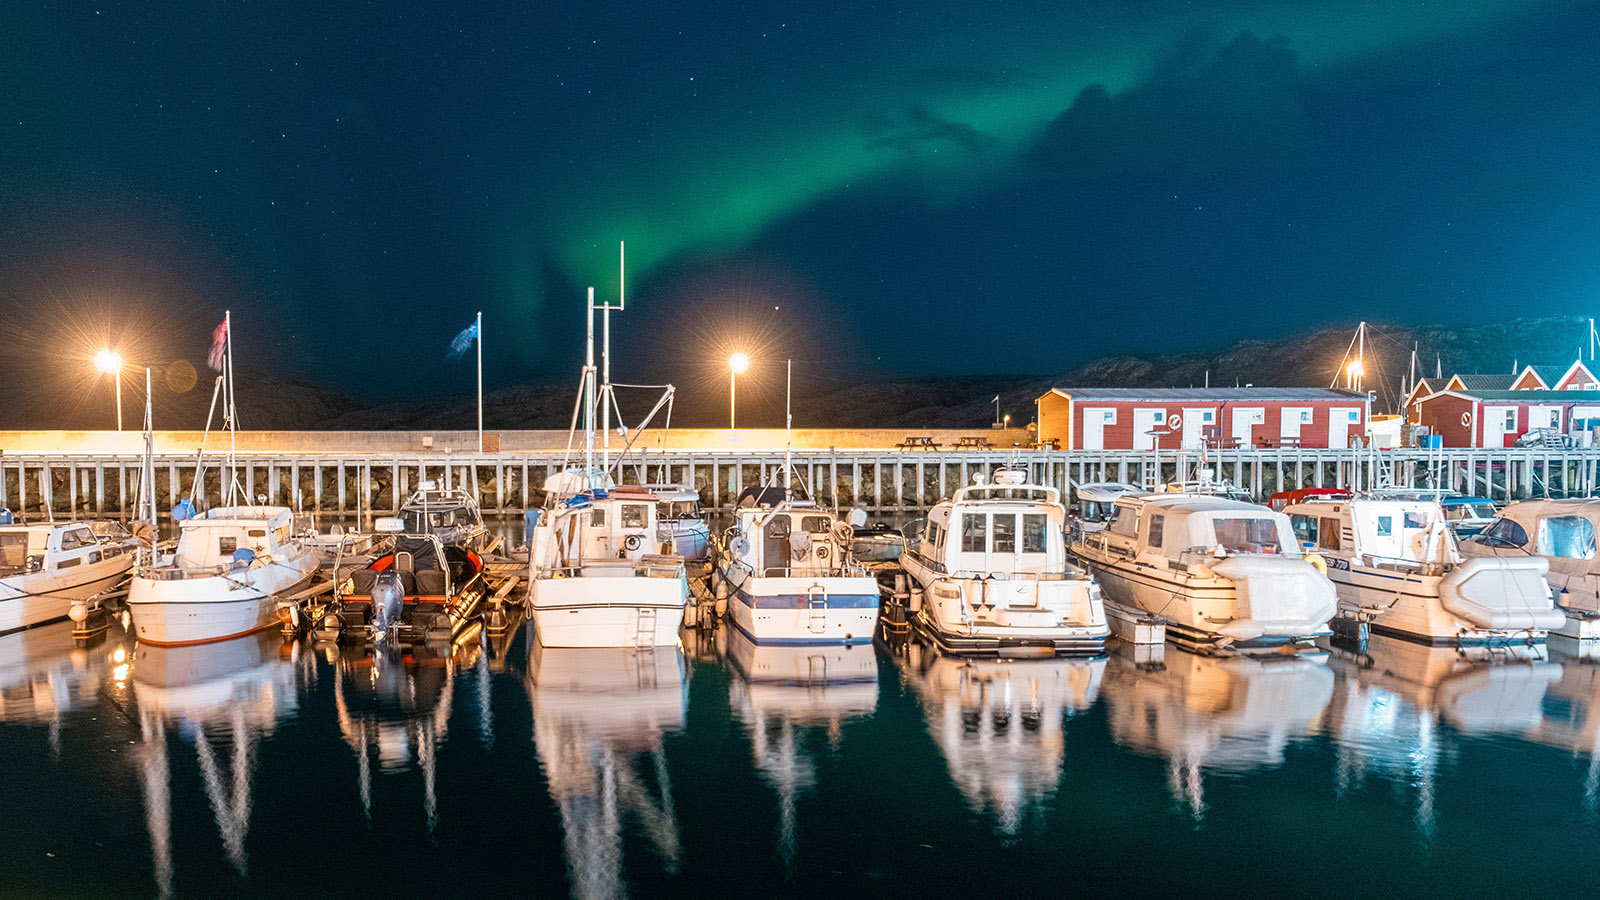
[900,554,1108,656]
[1325,562,1557,645]
[723,571,880,646]
[0,556,132,634]
[529,576,687,648]
[128,555,316,646]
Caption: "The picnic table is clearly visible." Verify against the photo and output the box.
[897,436,942,450]
[954,435,993,448]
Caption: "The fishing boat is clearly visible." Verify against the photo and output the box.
[645,483,712,561]
[1284,496,1561,644]
[526,285,688,649]
[1459,498,1600,639]
[318,515,488,645]
[1071,493,1336,650]
[0,521,134,633]
[127,506,320,645]
[900,468,1108,656]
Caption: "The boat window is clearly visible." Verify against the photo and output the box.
[1211,517,1282,554]
[1147,514,1165,549]
[1290,515,1316,546]
[1479,517,1529,548]
[276,526,289,544]
[219,536,238,554]
[801,516,832,534]
[1079,500,1106,522]
[1022,514,1047,553]
[961,514,988,552]
[0,534,27,568]
[248,529,266,538]
[992,514,1017,552]
[621,504,648,529]
[1538,516,1597,560]
[1376,516,1392,537]
[1107,505,1139,536]
[58,556,79,569]
[59,528,95,550]
[1403,511,1429,530]
[590,508,607,528]
[1319,518,1342,551]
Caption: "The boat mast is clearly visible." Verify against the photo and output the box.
[584,287,595,474]
[783,358,792,498]
[222,309,241,506]
[601,241,626,475]
[142,367,157,562]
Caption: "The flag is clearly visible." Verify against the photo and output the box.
[206,318,228,371]
[447,320,479,359]
[992,395,1000,402]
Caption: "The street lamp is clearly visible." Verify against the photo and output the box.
[1345,359,1364,392]
[728,352,750,430]
[93,349,124,431]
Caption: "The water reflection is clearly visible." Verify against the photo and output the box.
[1103,645,1334,817]
[0,620,122,748]
[895,639,1104,834]
[328,640,456,827]
[130,631,300,896]
[1324,634,1558,834]
[1534,641,1600,811]
[723,628,877,867]
[526,638,686,900]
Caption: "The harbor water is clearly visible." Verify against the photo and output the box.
[3,617,1599,900]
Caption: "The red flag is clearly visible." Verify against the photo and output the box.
[207,319,228,371]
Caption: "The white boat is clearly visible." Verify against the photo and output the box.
[897,637,1104,834]
[1066,481,1142,543]
[0,521,134,633]
[645,483,711,561]
[712,486,880,646]
[1284,496,1562,645]
[1072,493,1336,649]
[527,286,688,649]
[1459,498,1600,639]
[398,485,489,552]
[127,506,319,646]
[901,468,1108,656]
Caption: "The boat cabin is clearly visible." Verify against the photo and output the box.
[0,523,122,576]
[171,507,301,570]
[644,484,703,523]
[1284,499,1455,568]
[1101,494,1301,560]
[551,485,668,564]
[729,502,855,579]
[1468,499,1599,571]
[916,482,1067,577]
[399,487,486,549]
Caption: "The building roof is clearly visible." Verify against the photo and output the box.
[1041,387,1368,402]
[1421,389,1600,403]
[1450,374,1517,391]
[1530,365,1566,385]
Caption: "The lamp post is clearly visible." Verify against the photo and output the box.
[729,352,750,430]
[1346,359,1364,392]
[93,349,124,431]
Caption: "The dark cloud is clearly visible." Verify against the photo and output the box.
[1031,32,1313,177]
[863,104,997,157]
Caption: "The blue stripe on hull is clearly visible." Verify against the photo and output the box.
[726,614,876,647]
[729,590,878,610]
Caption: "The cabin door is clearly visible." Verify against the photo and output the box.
[1132,408,1167,451]
[1280,407,1312,442]
[1082,408,1115,450]
[1231,408,1265,447]
[1482,406,1517,448]
[1181,408,1213,449]
[1328,408,1362,448]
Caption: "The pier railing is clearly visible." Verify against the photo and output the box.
[0,446,1591,519]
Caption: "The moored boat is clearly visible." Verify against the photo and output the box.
[0,521,134,633]
[1460,498,1600,639]
[320,516,488,645]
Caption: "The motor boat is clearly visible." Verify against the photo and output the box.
[1072,493,1336,650]
[398,485,489,552]
[318,515,488,646]
[900,468,1108,656]
[526,287,688,649]
[710,483,880,646]
[1284,496,1561,645]
[0,521,135,633]
[127,506,319,646]
[1460,498,1600,639]
[1066,482,1143,543]
[846,509,905,562]
[645,483,712,561]
[895,636,1104,834]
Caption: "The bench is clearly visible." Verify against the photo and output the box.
[897,436,941,450]
[955,435,993,448]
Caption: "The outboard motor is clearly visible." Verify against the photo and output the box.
[372,570,406,639]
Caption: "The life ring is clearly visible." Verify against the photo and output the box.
[1168,414,1182,429]
[1305,552,1327,577]
[623,534,644,552]
[1460,412,1471,427]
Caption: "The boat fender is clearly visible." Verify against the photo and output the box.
[790,530,812,560]
[623,534,644,552]
[729,536,749,558]
[1305,553,1327,577]
[831,521,854,546]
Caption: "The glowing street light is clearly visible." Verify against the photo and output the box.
[729,352,750,429]
[1346,359,1364,391]
[93,349,124,431]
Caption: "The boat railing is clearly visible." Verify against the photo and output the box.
[759,562,869,579]
[136,562,235,580]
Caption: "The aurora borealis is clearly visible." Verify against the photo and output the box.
[1,1,1596,404]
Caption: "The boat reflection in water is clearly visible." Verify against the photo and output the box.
[1103,643,1333,817]
[723,626,877,867]
[1324,633,1558,833]
[329,639,459,828]
[0,619,125,744]
[526,636,686,900]
[895,637,1105,834]
[1530,640,1600,811]
[130,630,300,898]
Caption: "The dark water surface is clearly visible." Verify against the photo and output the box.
[2,618,1598,900]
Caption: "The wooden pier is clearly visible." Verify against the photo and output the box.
[0,446,1591,518]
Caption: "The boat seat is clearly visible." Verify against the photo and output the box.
[415,569,448,596]
[352,568,416,596]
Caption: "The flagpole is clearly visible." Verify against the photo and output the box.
[476,311,483,453]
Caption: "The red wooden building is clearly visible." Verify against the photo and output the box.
[1036,388,1371,451]
[1410,389,1600,447]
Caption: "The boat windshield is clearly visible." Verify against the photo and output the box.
[1211,517,1283,554]
[658,501,700,520]
[1443,502,1496,521]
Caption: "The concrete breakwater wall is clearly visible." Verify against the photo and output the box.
[0,445,1591,519]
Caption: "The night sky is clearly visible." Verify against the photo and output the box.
[2,1,1597,409]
